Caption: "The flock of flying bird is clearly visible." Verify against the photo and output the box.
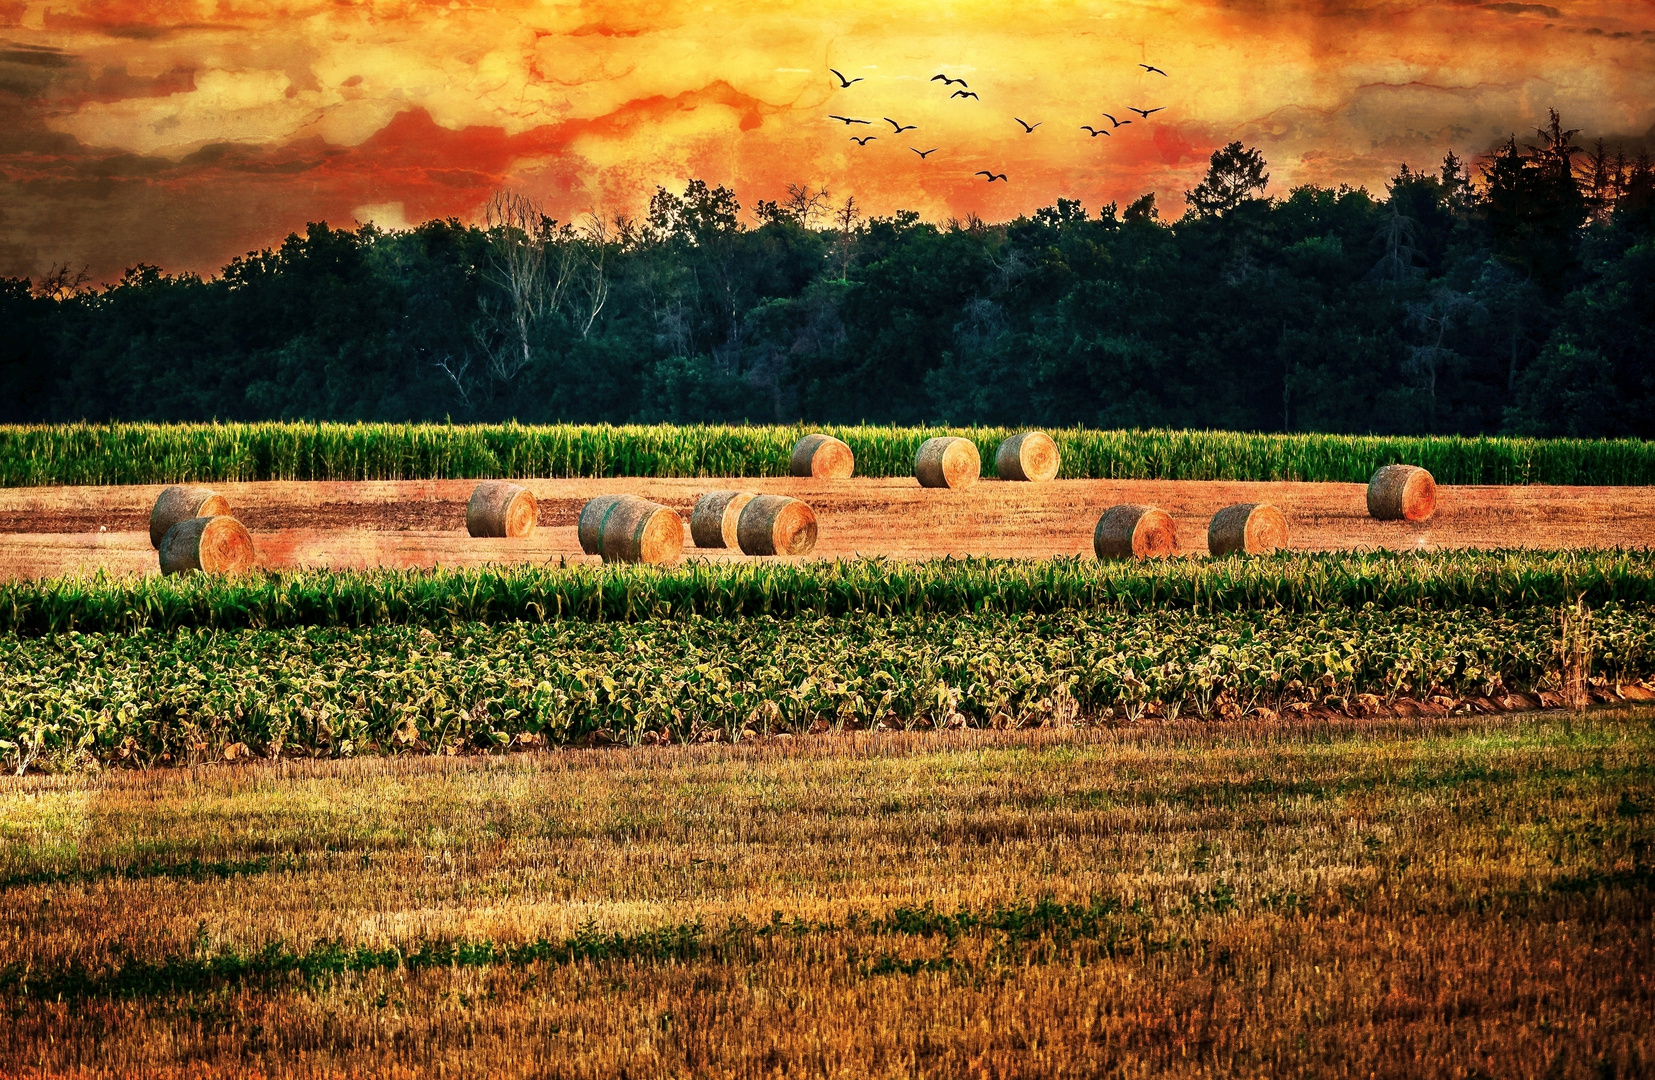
[825,64,1169,182]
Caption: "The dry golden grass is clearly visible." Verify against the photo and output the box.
[2,709,1652,1078]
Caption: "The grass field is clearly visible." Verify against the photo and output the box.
[5,422,1654,486]
[2,711,1651,1078]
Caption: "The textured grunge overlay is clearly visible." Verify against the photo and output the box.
[1,1,1653,281]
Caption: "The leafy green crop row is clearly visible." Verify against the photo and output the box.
[5,605,1651,769]
[4,422,1652,486]
[5,551,1653,636]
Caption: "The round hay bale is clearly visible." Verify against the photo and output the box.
[994,431,1061,482]
[1093,504,1179,561]
[149,486,230,549]
[691,490,757,549]
[737,495,819,556]
[159,516,254,576]
[1207,502,1289,556]
[466,480,537,538]
[599,498,684,564]
[1367,464,1437,522]
[789,434,855,479]
[913,436,981,489]
[578,494,644,555]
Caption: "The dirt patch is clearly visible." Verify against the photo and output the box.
[0,477,1649,578]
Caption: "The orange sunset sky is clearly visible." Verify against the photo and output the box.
[2,1,1653,282]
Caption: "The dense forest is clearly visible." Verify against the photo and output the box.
[3,111,1651,437]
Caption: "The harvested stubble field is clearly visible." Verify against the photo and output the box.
[2,476,1653,578]
[1,712,1652,1078]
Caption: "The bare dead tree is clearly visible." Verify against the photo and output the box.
[432,351,476,408]
[477,192,566,384]
[784,184,831,227]
[35,262,90,301]
[754,184,831,228]
[572,213,612,340]
[832,194,862,281]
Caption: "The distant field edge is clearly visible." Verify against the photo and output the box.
[2,422,1650,487]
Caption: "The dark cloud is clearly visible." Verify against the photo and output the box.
[0,44,75,67]
[0,42,77,99]
[99,23,236,41]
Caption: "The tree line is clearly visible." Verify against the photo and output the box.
[3,109,1650,437]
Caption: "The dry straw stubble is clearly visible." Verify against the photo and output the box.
[691,491,757,549]
[5,715,1653,1079]
[914,436,981,489]
[1094,504,1179,560]
[148,485,230,549]
[1208,502,1290,556]
[737,495,818,556]
[1368,464,1437,521]
[466,481,537,538]
[994,431,1061,482]
[158,516,255,575]
[789,433,855,479]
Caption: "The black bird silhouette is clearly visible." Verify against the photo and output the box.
[930,74,968,87]
[975,171,1007,182]
[850,135,876,145]
[829,69,864,88]
[911,147,938,158]
[1129,106,1165,118]
[951,90,979,100]
[828,115,872,125]
[1139,64,1168,76]
[1080,125,1109,137]
[1101,112,1130,128]
[1014,118,1041,132]
[885,118,917,132]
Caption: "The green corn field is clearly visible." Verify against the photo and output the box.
[3,550,1653,635]
[3,422,1652,486]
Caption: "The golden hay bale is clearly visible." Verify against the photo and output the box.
[159,516,255,576]
[691,490,758,549]
[149,486,230,549]
[1207,502,1289,556]
[737,494,819,556]
[599,498,684,564]
[578,494,644,555]
[994,431,1061,482]
[789,434,855,479]
[1367,464,1437,522]
[1093,504,1179,560]
[913,436,981,489]
[465,480,537,538]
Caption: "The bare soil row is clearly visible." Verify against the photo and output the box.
[0,477,1650,579]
